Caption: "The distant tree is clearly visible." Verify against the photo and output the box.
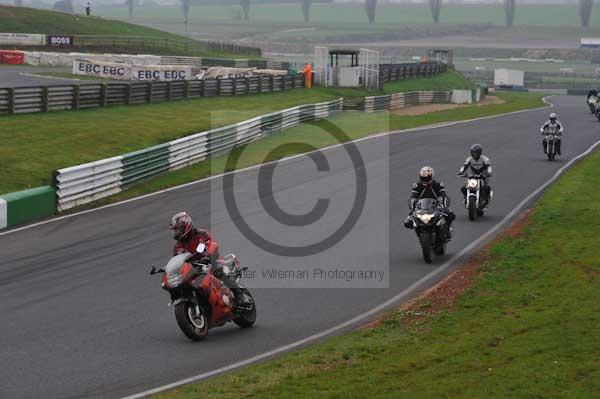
[301,0,312,22]
[579,0,593,27]
[429,0,441,23]
[365,0,376,24]
[181,0,191,24]
[241,0,250,20]
[127,0,134,19]
[504,0,515,27]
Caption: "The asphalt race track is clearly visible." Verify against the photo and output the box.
[0,66,88,87]
[0,96,597,399]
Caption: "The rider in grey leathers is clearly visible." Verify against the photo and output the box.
[540,112,564,156]
[458,144,492,204]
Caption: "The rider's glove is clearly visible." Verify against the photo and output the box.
[404,216,414,229]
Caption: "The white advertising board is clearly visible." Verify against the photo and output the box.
[0,33,45,46]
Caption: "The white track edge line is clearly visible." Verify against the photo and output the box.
[0,96,554,237]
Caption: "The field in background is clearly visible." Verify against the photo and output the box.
[0,5,258,58]
[94,4,600,45]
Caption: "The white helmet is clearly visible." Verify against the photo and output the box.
[549,113,557,122]
[419,166,434,183]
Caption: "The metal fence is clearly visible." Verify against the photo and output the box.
[378,62,448,89]
[74,35,262,57]
[0,74,304,115]
[53,98,343,210]
[361,90,451,112]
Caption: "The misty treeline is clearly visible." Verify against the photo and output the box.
[15,0,594,27]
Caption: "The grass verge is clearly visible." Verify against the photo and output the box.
[86,91,543,208]
[0,5,255,59]
[151,132,600,399]
[0,89,338,194]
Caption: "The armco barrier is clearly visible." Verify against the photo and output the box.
[0,74,304,115]
[0,186,56,229]
[54,98,343,211]
[361,88,481,112]
[362,90,452,112]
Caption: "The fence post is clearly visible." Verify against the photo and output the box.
[246,77,251,94]
[125,84,132,105]
[232,77,237,96]
[217,78,222,96]
[8,87,15,114]
[72,85,80,110]
[167,81,172,101]
[201,79,206,97]
[42,86,49,112]
[148,81,153,103]
[101,83,108,107]
[258,76,263,93]
[291,75,295,89]
[184,80,190,99]
[270,75,275,92]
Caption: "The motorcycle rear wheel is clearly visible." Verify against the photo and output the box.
[175,302,209,341]
[418,231,433,263]
[233,289,257,328]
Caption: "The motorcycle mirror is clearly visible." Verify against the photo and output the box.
[149,266,158,275]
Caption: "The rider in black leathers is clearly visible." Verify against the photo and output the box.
[404,166,455,237]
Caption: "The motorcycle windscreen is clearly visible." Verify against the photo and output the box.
[165,252,191,287]
[416,198,438,213]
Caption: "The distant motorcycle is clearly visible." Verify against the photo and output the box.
[150,246,256,341]
[407,198,451,263]
[588,97,597,114]
[460,174,490,221]
[543,133,559,161]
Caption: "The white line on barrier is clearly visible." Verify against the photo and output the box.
[0,96,553,236]
[0,198,7,230]
[121,135,600,399]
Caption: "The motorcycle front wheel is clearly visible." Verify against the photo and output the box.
[418,231,433,263]
[175,301,209,341]
[233,289,256,328]
[468,196,478,221]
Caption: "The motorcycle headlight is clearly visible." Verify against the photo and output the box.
[467,179,478,189]
[417,213,434,223]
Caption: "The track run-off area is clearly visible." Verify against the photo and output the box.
[0,95,597,399]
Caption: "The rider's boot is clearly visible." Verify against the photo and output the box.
[557,140,562,156]
[543,141,547,154]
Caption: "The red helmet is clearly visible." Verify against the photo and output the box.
[169,212,193,241]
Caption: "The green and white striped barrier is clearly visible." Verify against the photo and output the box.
[54,98,343,211]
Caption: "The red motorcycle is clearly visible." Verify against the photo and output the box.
[150,247,256,341]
